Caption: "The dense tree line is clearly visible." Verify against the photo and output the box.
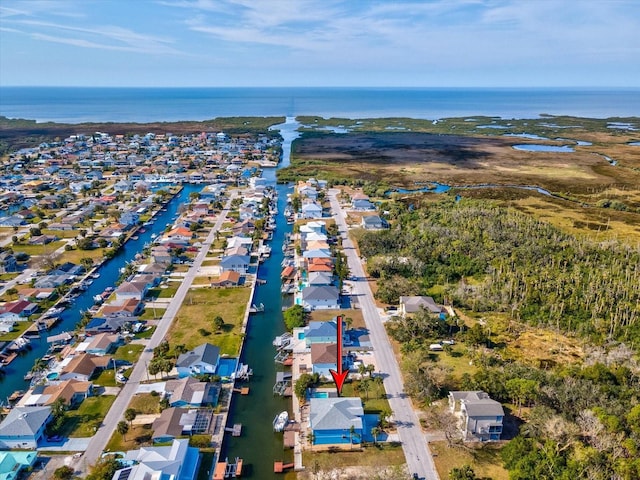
[356,199,640,347]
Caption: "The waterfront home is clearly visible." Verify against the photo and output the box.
[308,271,334,286]
[59,354,111,382]
[0,251,17,273]
[301,202,323,219]
[0,216,25,228]
[17,288,55,301]
[165,227,193,242]
[151,245,174,265]
[307,258,334,273]
[139,262,169,276]
[299,221,326,235]
[151,407,187,443]
[111,438,200,480]
[164,377,218,407]
[84,315,130,335]
[309,397,364,446]
[20,379,92,407]
[311,343,341,379]
[0,320,14,333]
[0,406,52,449]
[399,295,445,317]
[101,298,143,318]
[303,249,332,260]
[449,391,504,442]
[298,185,319,201]
[0,451,37,480]
[303,320,338,347]
[302,285,340,311]
[0,300,38,321]
[82,333,121,355]
[210,270,241,288]
[176,343,220,378]
[114,281,149,302]
[225,236,253,250]
[220,254,250,274]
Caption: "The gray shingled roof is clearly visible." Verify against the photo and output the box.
[0,406,51,437]
[302,285,339,301]
[176,343,220,368]
[309,397,363,431]
[463,399,504,417]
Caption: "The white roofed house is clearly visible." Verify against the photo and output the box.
[300,202,323,219]
[449,391,504,442]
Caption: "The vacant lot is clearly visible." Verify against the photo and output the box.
[167,286,251,354]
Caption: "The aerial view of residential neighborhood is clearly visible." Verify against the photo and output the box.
[0,109,639,480]
[1,2,640,480]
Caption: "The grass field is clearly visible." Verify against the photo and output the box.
[128,393,162,414]
[167,286,251,354]
[0,321,31,341]
[113,344,144,364]
[105,424,153,452]
[62,395,117,438]
[430,441,509,480]
[301,442,406,476]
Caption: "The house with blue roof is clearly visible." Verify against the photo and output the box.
[0,451,37,480]
[303,320,338,347]
[309,397,364,445]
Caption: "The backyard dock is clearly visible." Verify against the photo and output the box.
[214,457,243,479]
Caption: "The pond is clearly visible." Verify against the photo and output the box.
[512,144,575,152]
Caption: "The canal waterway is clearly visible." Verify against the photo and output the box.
[0,184,202,399]
[221,118,300,478]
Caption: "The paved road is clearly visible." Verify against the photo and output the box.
[80,192,236,473]
[328,190,439,480]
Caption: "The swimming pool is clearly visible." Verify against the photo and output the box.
[46,372,59,380]
[217,357,238,378]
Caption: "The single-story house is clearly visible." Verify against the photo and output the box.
[449,391,504,442]
[399,295,445,317]
[84,333,120,355]
[114,281,148,302]
[101,298,143,318]
[210,270,241,288]
[311,343,347,379]
[0,251,18,274]
[84,316,130,335]
[0,300,38,321]
[176,343,220,378]
[302,285,340,311]
[308,271,334,286]
[0,406,52,449]
[164,377,218,407]
[309,397,364,445]
[21,379,92,407]
[152,407,186,443]
[59,354,111,382]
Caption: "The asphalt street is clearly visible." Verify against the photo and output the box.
[329,189,439,480]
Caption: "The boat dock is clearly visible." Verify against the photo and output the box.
[224,424,242,437]
[213,457,243,479]
[273,371,292,396]
[274,461,295,473]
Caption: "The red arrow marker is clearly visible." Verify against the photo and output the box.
[330,315,348,395]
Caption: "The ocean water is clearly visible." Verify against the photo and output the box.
[1,87,639,123]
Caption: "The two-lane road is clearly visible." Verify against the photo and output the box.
[329,190,439,480]
[80,192,236,473]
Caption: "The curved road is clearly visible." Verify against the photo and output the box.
[329,190,439,480]
[80,192,235,473]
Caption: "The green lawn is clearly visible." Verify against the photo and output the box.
[431,441,509,480]
[303,442,406,471]
[167,286,250,354]
[93,369,117,387]
[61,395,117,438]
[134,326,156,339]
[12,241,66,256]
[128,393,162,414]
[139,308,166,320]
[340,379,389,414]
[0,272,19,281]
[0,321,31,341]
[113,344,144,363]
[148,287,178,299]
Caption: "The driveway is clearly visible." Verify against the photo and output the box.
[38,437,91,452]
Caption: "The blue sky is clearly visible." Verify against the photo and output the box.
[1,0,638,87]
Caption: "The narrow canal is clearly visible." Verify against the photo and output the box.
[222,118,299,478]
[0,184,202,399]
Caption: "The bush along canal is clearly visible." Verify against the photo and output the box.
[0,184,202,399]
[221,119,298,478]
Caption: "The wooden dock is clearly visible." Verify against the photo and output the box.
[214,457,243,479]
[233,387,250,395]
[224,424,242,437]
[274,461,295,473]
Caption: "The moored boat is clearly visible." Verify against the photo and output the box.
[273,411,289,432]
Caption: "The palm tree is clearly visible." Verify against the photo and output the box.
[124,408,137,426]
[371,426,382,445]
[117,420,129,441]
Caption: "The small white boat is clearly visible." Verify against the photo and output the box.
[273,411,289,432]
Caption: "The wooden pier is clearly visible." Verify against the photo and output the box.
[274,461,295,473]
[233,387,250,395]
[214,457,243,479]
[224,424,242,437]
